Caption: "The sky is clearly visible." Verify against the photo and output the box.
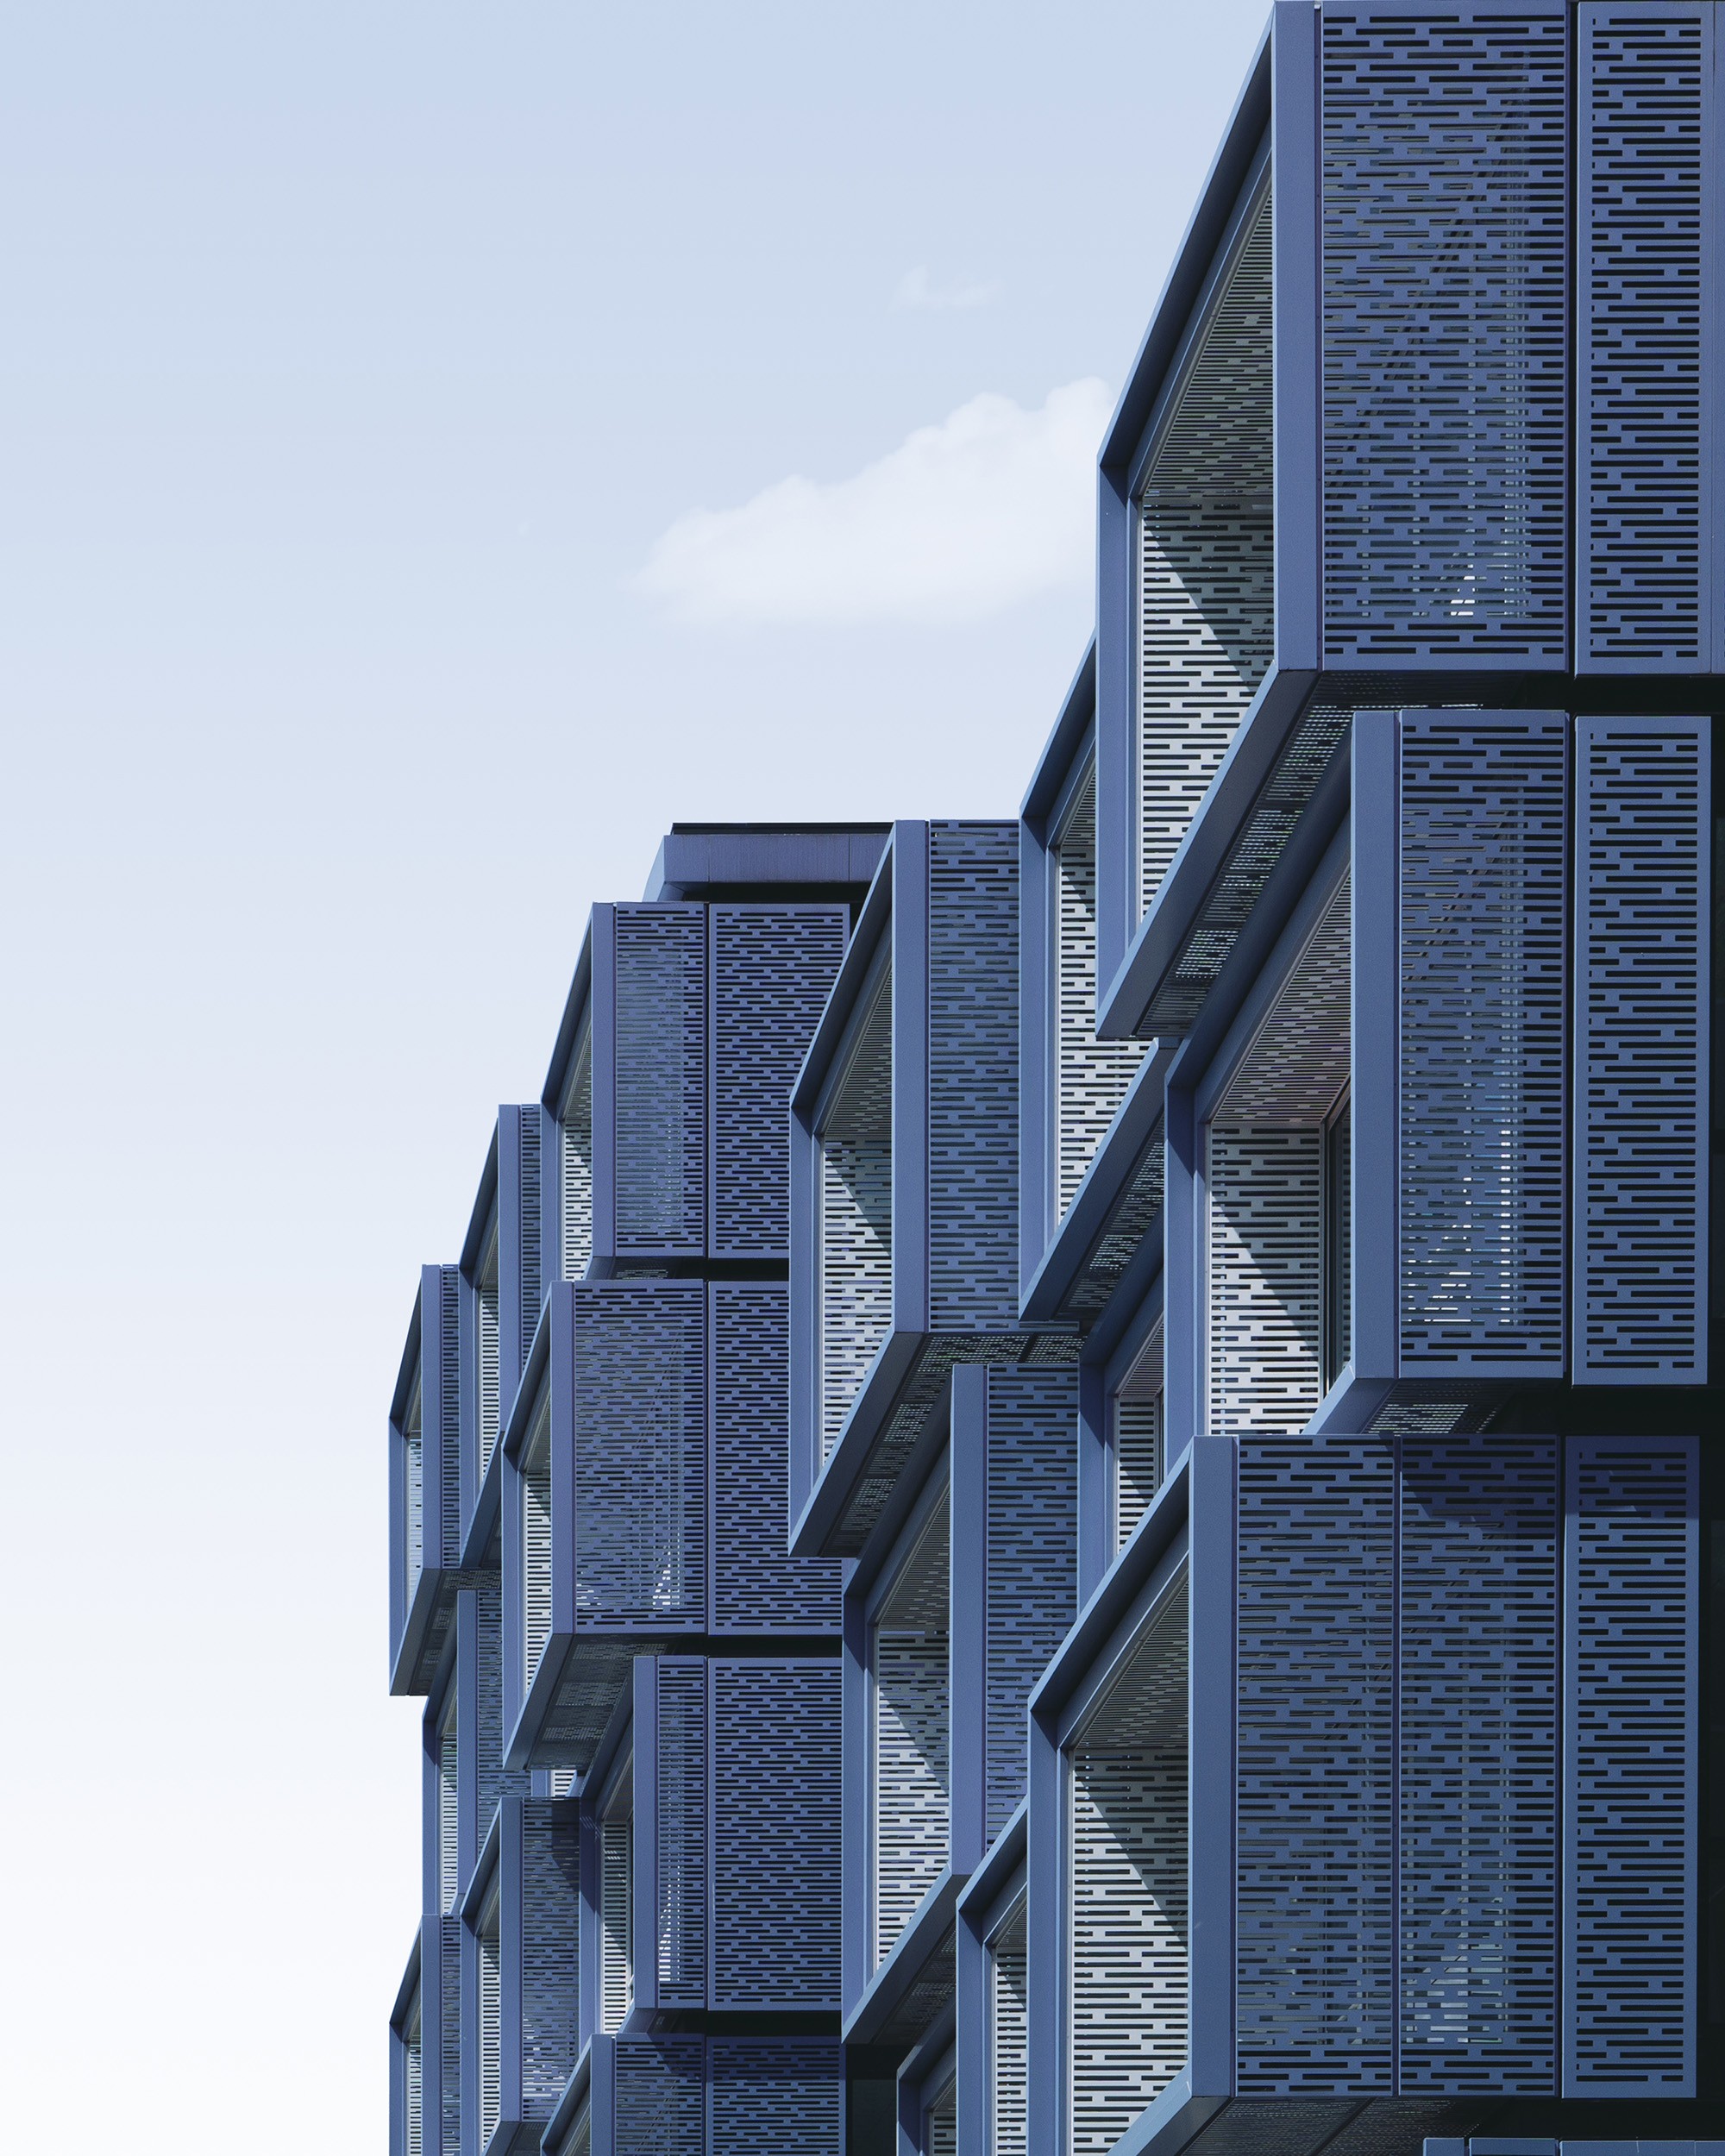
[0,3,1268,2145]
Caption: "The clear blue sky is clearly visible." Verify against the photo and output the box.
[0,4,1268,2143]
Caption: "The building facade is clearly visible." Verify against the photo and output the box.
[386,9,1722,2153]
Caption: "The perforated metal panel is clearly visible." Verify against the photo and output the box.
[478,1890,502,2152]
[1398,713,1568,1369]
[518,1111,542,1354]
[706,2039,843,2156]
[1320,6,1570,662]
[1564,1435,1698,2094]
[405,1374,425,1596]
[1054,766,1148,1218]
[711,906,848,1258]
[561,1027,593,1282]
[599,1817,633,2034]
[989,1902,1028,2156]
[479,1248,502,1480]
[655,1660,706,2011]
[475,1576,511,1835]
[574,1283,706,1630]
[984,1369,1078,1839]
[614,906,706,1256]
[1398,1435,1558,2092]
[1207,1125,1324,1432]
[520,1801,580,2121]
[1136,184,1275,920]
[926,2093,957,2156]
[710,1283,842,1633]
[612,2035,703,2156]
[437,1268,462,1570]
[438,1695,460,1914]
[1236,1431,1395,2092]
[438,1913,461,2156]
[928,822,1019,1331]
[874,1514,950,1966]
[1575,718,1710,1380]
[819,956,893,1463]
[405,2006,423,2156]
[522,1394,553,1688]
[1579,4,1713,670]
[709,1659,843,2011]
[1114,1329,1164,1554]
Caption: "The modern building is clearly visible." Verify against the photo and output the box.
[386,8,1722,2154]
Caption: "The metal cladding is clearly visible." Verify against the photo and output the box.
[384,9,1722,2154]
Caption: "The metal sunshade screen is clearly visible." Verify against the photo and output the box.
[405,2008,423,2156]
[599,1817,633,2033]
[438,1268,462,1568]
[574,1284,706,1630]
[1575,719,1710,1380]
[709,906,847,1258]
[1114,1324,1164,1553]
[873,1515,951,1967]
[1398,713,1568,1369]
[438,1698,460,1912]
[522,1395,554,1687]
[439,1915,462,2156]
[561,1028,593,1282]
[518,1110,542,1363]
[1320,7,1570,662]
[706,2039,843,2155]
[989,1902,1029,2156]
[711,1283,842,1633]
[1236,1431,1395,2092]
[710,1659,842,2009]
[1578,5,1713,671]
[1398,1435,1559,2091]
[655,1660,707,2010]
[1564,1436,1698,2094]
[928,822,1019,1329]
[984,1369,1078,1839]
[1206,1125,1324,1431]
[404,1376,424,1595]
[476,1576,508,1830]
[520,1801,581,2121]
[818,956,893,1463]
[614,906,706,1257]
[478,1896,502,2152]
[1136,186,1275,921]
[479,1269,501,1478]
[612,2035,704,2156]
[1054,768,1146,1217]
[926,2093,957,2156]
[1069,1576,1189,2156]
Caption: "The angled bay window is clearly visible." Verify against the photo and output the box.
[392,1263,464,1695]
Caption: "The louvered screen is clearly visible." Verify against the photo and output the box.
[561,1027,593,1282]
[1399,1435,1559,2091]
[711,905,848,1258]
[1398,713,1567,1369]
[985,1369,1078,1838]
[1136,185,1275,921]
[438,1914,461,2156]
[1236,1431,1395,2092]
[522,1394,554,1688]
[614,906,706,1257]
[561,2102,590,2156]
[1578,4,1712,670]
[819,955,893,1463]
[437,1268,462,1569]
[655,1660,706,2010]
[710,1659,843,2010]
[479,1240,502,1479]
[1207,1125,1324,1431]
[926,2094,957,2156]
[1320,6,1569,662]
[927,822,1019,1329]
[1575,718,1710,1380]
[599,1816,633,2033]
[574,1283,706,1630]
[1114,1324,1164,1551]
[520,1801,580,2121]
[711,1282,842,1633]
[989,1902,1029,2156]
[518,1110,542,1357]
[1054,767,1148,1217]
[1565,1435,1698,2093]
[1068,1575,1188,2155]
[405,2008,423,2156]
[404,1376,425,1596]
[873,1514,950,1966]
[475,1576,509,1833]
[707,2039,843,2155]
[612,2035,704,2156]
[478,1893,502,2152]
[438,1696,459,1913]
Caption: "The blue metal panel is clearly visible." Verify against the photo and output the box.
[1573,718,1711,1382]
[707,1657,843,2012]
[639,1656,706,2015]
[611,904,706,1263]
[1319,2,1570,666]
[1349,713,1400,1386]
[707,2039,844,2155]
[1562,1434,1699,2096]
[606,2034,704,2156]
[499,1104,544,1418]
[894,821,932,1337]
[708,1281,842,1635]
[707,903,847,1260]
[1272,0,1320,671]
[516,1796,581,2128]
[1578,3,1720,673]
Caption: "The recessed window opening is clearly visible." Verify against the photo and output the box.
[1068,1569,1189,2156]
[560,1017,593,1282]
[1113,1327,1164,1551]
[1052,761,1149,1224]
[404,1373,425,1601]
[599,1767,633,2033]
[438,1692,460,1914]
[479,1220,502,1477]
[1204,874,1350,1433]
[870,1493,950,1968]
[816,950,894,1464]
[1133,166,1275,925]
[478,1882,503,2151]
[988,1896,1029,2156]
[521,1388,554,1691]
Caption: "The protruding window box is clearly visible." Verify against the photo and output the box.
[897,2028,956,2156]
[459,1794,582,2156]
[547,2034,841,2156]
[391,1264,463,1695]
[791,821,1030,1564]
[503,1281,706,1774]
[461,1106,554,1569]
[954,1803,1028,2156]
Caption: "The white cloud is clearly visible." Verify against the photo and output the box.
[891,264,1001,311]
[637,378,1113,627]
